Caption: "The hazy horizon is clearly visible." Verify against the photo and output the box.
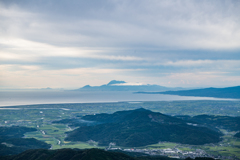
[0,90,236,107]
[0,79,239,90]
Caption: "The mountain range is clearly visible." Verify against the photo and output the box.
[138,86,240,99]
[64,108,222,147]
[75,80,182,92]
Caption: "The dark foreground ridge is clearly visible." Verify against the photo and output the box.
[0,148,217,160]
[65,108,222,147]
[139,85,240,99]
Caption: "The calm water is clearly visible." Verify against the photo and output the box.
[0,90,236,107]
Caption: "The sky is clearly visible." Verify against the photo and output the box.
[0,0,240,89]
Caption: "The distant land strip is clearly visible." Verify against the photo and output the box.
[136,86,240,99]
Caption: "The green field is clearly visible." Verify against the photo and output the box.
[24,123,102,150]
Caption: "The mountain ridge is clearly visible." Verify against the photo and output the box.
[137,86,240,99]
[75,80,182,92]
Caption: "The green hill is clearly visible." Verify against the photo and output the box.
[175,115,240,131]
[235,132,240,138]
[0,126,37,138]
[0,126,51,156]
[65,108,222,147]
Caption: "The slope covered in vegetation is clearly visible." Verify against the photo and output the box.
[0,126,51,156]
[65,109,222,147]
[175,115,240,131]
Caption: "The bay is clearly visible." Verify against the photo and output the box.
[0,90,236,107]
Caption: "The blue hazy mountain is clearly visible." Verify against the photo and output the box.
[139,86,240,99]
[75,80,180,92]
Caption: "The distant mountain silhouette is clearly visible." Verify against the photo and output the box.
[107,80,126,85]
[65,108,222,147]
[75,80,178,91]
[138,86,240,99]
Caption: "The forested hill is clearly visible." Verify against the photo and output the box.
[0,126,51,156]
[174,115,240,131]
[139,86,240,99]
[65,108,222,147]
[235,132,240,138]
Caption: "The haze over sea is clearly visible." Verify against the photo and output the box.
[0,90,236,107]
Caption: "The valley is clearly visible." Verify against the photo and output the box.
[1,101,240,159]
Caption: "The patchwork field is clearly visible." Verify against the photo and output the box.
[1,101,240,159]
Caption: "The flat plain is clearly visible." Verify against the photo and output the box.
[1,101,240,159]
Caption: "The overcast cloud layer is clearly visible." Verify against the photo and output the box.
[1,0,240,89]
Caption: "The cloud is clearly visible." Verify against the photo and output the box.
[0,0,240,88]
[0,64,144,88]
[1,0,240,50]
[112,82,144,86]
[161,60,240,68]
[0,37,143,63]
[161,72,240,87]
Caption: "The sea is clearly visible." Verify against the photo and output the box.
[0,90,236,107]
